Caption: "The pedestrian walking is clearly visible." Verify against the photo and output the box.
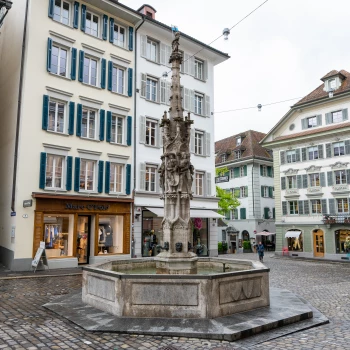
[257,241,264,263]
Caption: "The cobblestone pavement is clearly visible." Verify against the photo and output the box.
[0,254,349,349]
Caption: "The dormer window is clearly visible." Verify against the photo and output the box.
[235,150,241,159]
[329,79,336,89]
[221,154,227,163]
[236,137,241,146]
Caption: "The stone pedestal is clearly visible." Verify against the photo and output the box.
[155,253,198,274]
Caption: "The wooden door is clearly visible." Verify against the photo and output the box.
[313,231,325,257]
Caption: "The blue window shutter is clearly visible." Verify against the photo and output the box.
[99,109,105,141]
[128,68,133,97]
[66,156,73,191]
[47,38,52,72]
[42,95,49,130]
[73,1,79,29]
[109,18,114,43]
[71,48,77,80]
[98,161,104,193]
[68,102,75,135]
[39,152,47,189]
[126,116,132,146]
[101,58,106,89]
[108,61,113,91]
[48,0,54,18]
[105,161,110,194]
[106,111,112,142]
[81,4,86,32]
[74,157,80,192]
[128,26,134,51]
[102,15,108,40]
[126,164,131,195]
[76,104,82,136]
[78,50,84,82]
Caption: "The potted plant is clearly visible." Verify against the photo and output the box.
[222,241,228,254]
[242,240,252,253]
[218,241,223,254]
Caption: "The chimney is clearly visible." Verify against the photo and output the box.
[137,4,157,19]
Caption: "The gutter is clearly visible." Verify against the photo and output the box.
[11,0,29,212]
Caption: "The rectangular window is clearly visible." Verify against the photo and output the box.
[235,150,241,159]
[112,66,125,94]
[286,150,296,163]
[337,198,348,213]
[110,163,123,193]
[98,215,124,254]
[240,186,246,197]
[307,116,317,128]
[309,173,320,187]
[311,199,322,214]
[45,154,64,189]
[221,154,226,163]
[146,120,157,146]
[146,77,157,102]
[113,24,126,48]
[53,0,70,25]
[111,115,124,144]
[195,131,204,155]
[335,170,347,185]
[51,45,68,77]
[80,159,95,191]
[48,100,65,133]
[332,110,343,123]
[194,58,203,80]
[83,56,98,86]
[240,166,245,177]
[86,11,99,37]
[145,166,156,192]
[146,39,158,62]
[329,79,336,89]
[287,175,297,189]
[263,186,269,198]
[262,166,267,176]
[333,142,345,157]
[236,137,241,146]
[308,146,319,160]
[195,173,204,196]
[289,201,299,215]
[194,93,203,115]
[81,108,96,139]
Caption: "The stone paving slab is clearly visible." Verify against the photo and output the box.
[43,287,327,342]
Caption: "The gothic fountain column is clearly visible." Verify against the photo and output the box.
[155,32,198,274]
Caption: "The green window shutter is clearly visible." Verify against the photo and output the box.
[301,148,307,161]
[295,149,300,162]
[280,151,285,165]
[126,116,132,146]
[347,169,350,185]
[126,164,131,195]
[260,165,263,176]
[264,207,269,219]
[98,161,104,193]
[106,111,112,142]
[101,58,106,89]
[74,157,80,192]
[321,199,327,214]
[108,61,113,91]
[325,143,332,158]
[267,166,272,177]
[320,172,326,187]
[318,145,324,158]
[245,186,248,197]
[109,18,114,43]
[281,177,286,190]
[342,108,348,121]
[78,50,84,82]
[345,140,350,155]
[317,114,322,126]
[81,4,86,32]
[129,26,134,51]
[102,15,108,40]
[66,156,73,191]
[282,201,287,215]
[327,171,333,186]
[304,200,310,215]
[298,201,304,215]
[325,112,332,125]
[302,174,308,188]
[297,175,302,189]
[128,68,133,97]
[301,118,307,130]
[71,48,77,80]
[329,198,335,214]
[234,187,240,198]
[105,161,110,194]
[39,152,47,189]
[99,109,105,141]
[268,186,273,198]
[48,0,54,18]
[244,165,247,176]
[234,167,239,178]
[68,101,75,135]
[76,104,82,136]
[233,209,238,220]
[273,208,275,219]
[261,186,264,197]
[47,38,52,72]
[73,2,79,29]
[42,95,49,130]
[240,208,246,220]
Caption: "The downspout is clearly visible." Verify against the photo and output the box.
[11,0,29,212]
[252,159,255,218]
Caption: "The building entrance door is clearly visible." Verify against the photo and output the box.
[313,230,325,257]
[77,216,91,264]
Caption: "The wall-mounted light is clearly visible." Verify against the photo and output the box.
[162,71,168,79]
[328,88,335,98]
[223,28,230,40]
[257,104,262,112]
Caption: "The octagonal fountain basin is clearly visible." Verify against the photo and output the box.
[82,257,270,319]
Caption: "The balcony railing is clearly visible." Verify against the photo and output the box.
[322,215,350,225]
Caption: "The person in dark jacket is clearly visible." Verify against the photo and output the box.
[257,242,265,262]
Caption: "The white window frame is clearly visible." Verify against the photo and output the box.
[240,166,245,177]
[145,165,157,192]
[112,65,125,95]
[51,44,68,78]
[79,159,96,192]
[194,93,203,115]
[286,150,296,163]
[195,172,204,196]
[240,186,246,197]
[113,23,126,48]
[263,186,269,198]
[308,146,319,160]
[45,154,65,190]
[146,77,158,102]
[85,10,100,38]
[194,58,204,80]
[111,114,124,144]
[333,141,345,156]
[83,55,98,87]
[236,137,241,146]
[110,163,124,193]
[289,201,299,215]
[329,78,336,89]
[235,150,241,159]
[221,154,226,163]
[195,131,204,155]
[53,0,71,26]
[311,199,322,214]
[332,110,343,123]
[48,99,66,134]
[337,198,349,213]
[146,38,158,62]
[307,116,317,128]
[262,165,267,177]
[334,170,347,185]
[287,175,297,189]
[145,119,157,146]
[81,108,98,140]
[309,173,320,187]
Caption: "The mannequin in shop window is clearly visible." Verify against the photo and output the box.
[104,226,113,253]
[98,227,106,254]
[293,237,301,250]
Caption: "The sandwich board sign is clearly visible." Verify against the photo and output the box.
[32,241,49,272]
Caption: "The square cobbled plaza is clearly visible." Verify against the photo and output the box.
[0,254,349,350]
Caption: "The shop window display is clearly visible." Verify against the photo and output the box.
[335,230,350,253]
[98,215,124,254]
[287,233,303,251]
[43,214,74,258]
[142,210,163,257]
[192,218,209,256]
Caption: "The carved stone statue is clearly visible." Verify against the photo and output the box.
[172,32,180,53]
[178,152,194,194]
[166,153,179,192]
[158,155,166,194]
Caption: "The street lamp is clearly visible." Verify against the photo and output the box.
[223,28,230,40]
[257,104,262,112]
[328,88,335,98]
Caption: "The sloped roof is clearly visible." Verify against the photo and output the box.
[215,130,272,165]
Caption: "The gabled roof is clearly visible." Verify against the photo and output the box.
[215,130,272,165]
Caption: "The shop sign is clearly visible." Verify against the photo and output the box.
[65,203,110,211]
[23,199,33,208]
[215,176,229,183]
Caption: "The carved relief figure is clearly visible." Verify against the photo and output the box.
[158,156,166,194]
[178,152,194,194]
[166,153,179,192]
[172,32,180,53]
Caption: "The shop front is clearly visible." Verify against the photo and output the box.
[33,194,132,268]
[285,229,303,252]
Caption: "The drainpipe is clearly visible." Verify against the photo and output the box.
[11,0,29,212]
[252,159,255,218]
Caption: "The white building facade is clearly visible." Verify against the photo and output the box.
[133,6,229,258]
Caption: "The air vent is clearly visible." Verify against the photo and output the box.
[289,124,295,131]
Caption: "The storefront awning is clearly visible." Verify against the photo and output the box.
[256,232,276,236]
[285,231,302,238]
[145,207,224,218]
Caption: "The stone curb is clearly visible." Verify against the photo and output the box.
[0,272,82,280]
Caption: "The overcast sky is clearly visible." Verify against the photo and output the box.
[121,0,350,141]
